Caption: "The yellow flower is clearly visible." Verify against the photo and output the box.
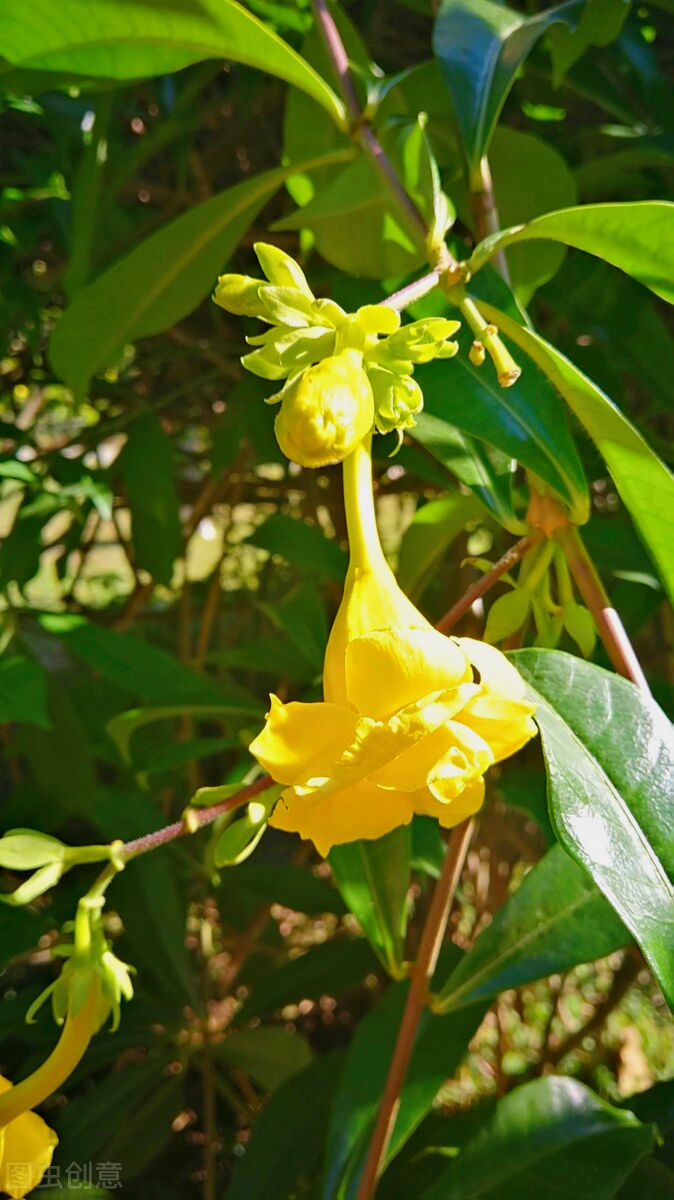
[273,351,374,468]
[250,437,536,856]
[0,978,102,1198]
[0,1083,57,1199]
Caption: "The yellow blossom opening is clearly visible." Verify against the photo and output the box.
[249,436,537,856]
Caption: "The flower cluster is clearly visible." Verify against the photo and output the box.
[250,438,536,856]
[214,243,460,463]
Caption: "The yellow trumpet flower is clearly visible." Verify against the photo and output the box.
[250,436,536,856]
[0,979,102,1198]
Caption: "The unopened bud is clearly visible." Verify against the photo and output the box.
[274,353,374,468]
[469,340,486,367]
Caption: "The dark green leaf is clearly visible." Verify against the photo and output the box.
[220,863,346,915]
[417,325,589,523]
[511,649,674,1007]
[236,937,379,1023]
[475,307,674,603]
[119,415,181,586]
[410,414,522,532]
[248,512,347,583]
[324,962,487,1198]
[226,1050,345,1200]
[329,826,412,977]
[432,0,584,171]
[437,844,627,1012]
[217,1026,313,1092]
[422,1076,655,1200]
[0,656,51,729]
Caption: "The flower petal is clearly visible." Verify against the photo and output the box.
[269,780,413,857]
[412,776,485,827]
[454,637,537,762]
[0,1106,58,1199]
[249,695,358,786]
[456,637,528,698]
[345,627,472,719]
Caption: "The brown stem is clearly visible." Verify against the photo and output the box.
[469,156,510,284]
[435,533,543,634]
[355,818,475,1200]
[311,0,360,121]
[379,269,442,313]
[554,526,650,692]
[121,775,272,860]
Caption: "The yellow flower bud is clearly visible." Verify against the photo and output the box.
[273,352,374,468]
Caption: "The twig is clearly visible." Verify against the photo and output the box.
[121,775,272,860]
[355,818,475,1200]
[554,525,650,692]
[469,156,510,284]
[379,269,442,312]
[435,533,543,633]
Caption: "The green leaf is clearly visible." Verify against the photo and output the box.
[437,844,627,1012]
[217,1026,313,1093]
[49,151,351,397]
[108,705,258,765]
[119,415,182,587]
[37,613,226,706]
[0,0,344,125]
[329,826,412,977]
[470,202,674,305]
[236,937,379,1023]
[0,656,51,729]
[421,1076,655,1200]
[432,0,584,171]
[417,325,589,523]
[221,862,346,915]
[410,414,523,533]
[324,963,487,1198]
[548,0,632,85]
[484,588,531,643]
[476,307,674,602]
[397,493,486,600]
[226,1051,345,1200]
[248,512,348,584]
[275,117,449,278]
[511,649,674,1008]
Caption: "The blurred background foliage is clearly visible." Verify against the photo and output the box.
[0,0,673,1196]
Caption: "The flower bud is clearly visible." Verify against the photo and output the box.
[274,352,374,468]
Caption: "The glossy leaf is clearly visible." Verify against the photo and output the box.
[417,325,589,523]
[512,649,674,1007]
[437,844,627,1012]
[478,305,674,602]
[432,0,584,171]
[422,1076,655,1200]
[49,151,351,396]
[470,202,674,304]
[221,862,346,915]
[0,0,344,124]
[119,415,181,587]
[329,826,412,977]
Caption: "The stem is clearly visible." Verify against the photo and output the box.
[460,297,521,387]
[121,775,272,861]
[0,981,101,1127]
[379,269,442,312]
[342,436,388,574]
[436,533,543,633]
[469,156,510,284]
[311,0,360,122]
[355,818,475,1200]
[554,526,650,692]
